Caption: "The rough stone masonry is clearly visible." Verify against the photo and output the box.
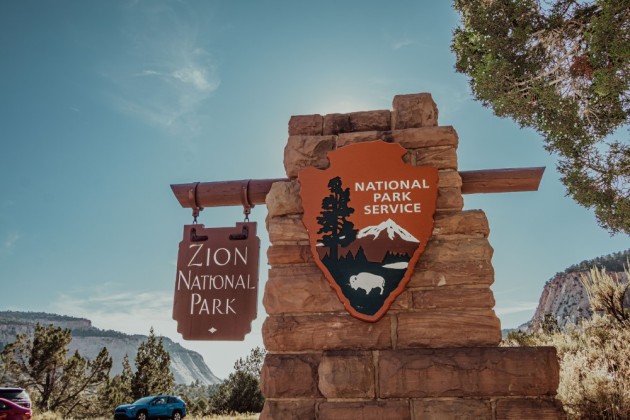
[260,93,566,419]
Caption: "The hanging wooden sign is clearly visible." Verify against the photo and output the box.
[299,141,438,322]
[172,222,260,340]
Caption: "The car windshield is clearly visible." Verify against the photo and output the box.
[133,397,155,405]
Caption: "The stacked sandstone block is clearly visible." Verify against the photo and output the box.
[261,93,565,419]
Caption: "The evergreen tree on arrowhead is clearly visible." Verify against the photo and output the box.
[317,176,358,261]
[131,327,174,399]
[452,0,629,234]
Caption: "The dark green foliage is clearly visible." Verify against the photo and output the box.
[505,329,539,346]
[0,320,195,418]
[452,0,630,234]
[565,249,630,273]
[506,319,630,418]
[541,313,561,335]
[0,323,112,417]
[581,263,630,324]
[209,371,264,414]
[233,347,265,378]
[131,327,175,399]
[0,311,87,324]
[173,381,219,416]
[70,328,132,339]
[100,354,134,413]
[174,380,218,400]
[208,347,266,415]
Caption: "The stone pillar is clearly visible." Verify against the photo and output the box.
[261,93,565,419]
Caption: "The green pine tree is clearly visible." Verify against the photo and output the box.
[0,323,112,416]
[452,0,630,234]
[131,327,175,399]
[209,347,266,414]
[100,353,134,411]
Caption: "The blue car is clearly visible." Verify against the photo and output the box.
[114,395,186,420]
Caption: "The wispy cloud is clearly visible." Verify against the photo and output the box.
[137,70,159,76]
[172,66,216,92]
[50,284,265,379]
[1,232,21,256]
[495,302,539,316]
[51,286,174,337]
[102,1,220,135]
[392,38,414,50]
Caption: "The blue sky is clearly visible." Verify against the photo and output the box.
[1,0,627,378]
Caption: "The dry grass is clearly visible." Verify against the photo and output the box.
[505,316,630,418]
[189,415,259,420]
[36,413,259,420]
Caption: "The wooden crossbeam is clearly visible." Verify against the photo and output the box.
[170,167,545,209]
[460,167,545,194]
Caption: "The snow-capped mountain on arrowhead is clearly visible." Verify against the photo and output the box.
[327,219,421,263]
[357,219,419,243]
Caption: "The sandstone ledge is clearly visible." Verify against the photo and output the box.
[260,397,565,420]
[396,310,501,348]
[336,126,458,148]
[263,314,392,352]
[323,110,391,135]
[260,399,317,420]
[392,93,438,129]
[378,347,560,398]
[318,351,375,399]
[260,353,322,398]
[319,400,411,420]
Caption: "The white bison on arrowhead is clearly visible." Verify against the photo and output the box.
[349,272,385,295]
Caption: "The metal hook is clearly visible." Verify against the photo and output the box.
[188,182,203,224]
[229,224,249,240]
[190,227,208,242]
[240,180,254,222]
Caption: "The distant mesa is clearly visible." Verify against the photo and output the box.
[0,311,221,385]
[502,249,630,336]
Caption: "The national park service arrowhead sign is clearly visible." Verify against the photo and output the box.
[299,141,438,322]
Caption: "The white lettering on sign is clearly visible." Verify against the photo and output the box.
[177,272,256,291]
[354,178,429,215]
[354,179,430,191]
[364,203,422,214]
[190,294,237,315]
[187,245,249,267]
[188,244,204,267]
[372,192,412,202]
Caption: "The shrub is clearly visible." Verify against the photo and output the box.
[207,347,265,415]
[504,263,630,419]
